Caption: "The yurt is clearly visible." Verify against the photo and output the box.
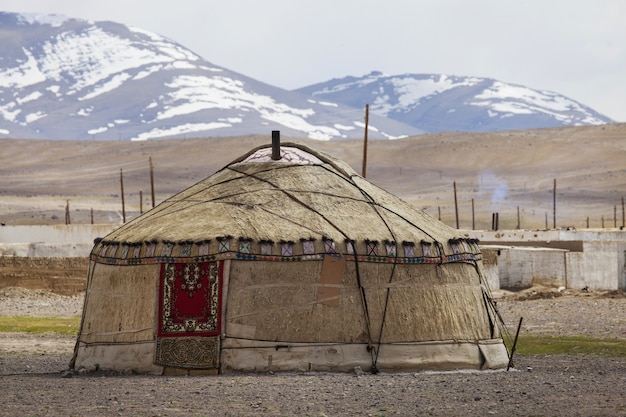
[71,137,509,375]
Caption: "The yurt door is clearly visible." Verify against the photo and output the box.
[155,261,224,371]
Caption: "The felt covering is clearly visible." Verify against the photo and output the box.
[72,142,508,374]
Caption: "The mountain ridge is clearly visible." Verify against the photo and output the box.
[0,12,613,140]
[0,12,420,141]
[295,71,613,132]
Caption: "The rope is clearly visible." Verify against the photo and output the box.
[472,260,514,359]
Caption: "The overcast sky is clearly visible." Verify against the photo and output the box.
[2,0,624,121]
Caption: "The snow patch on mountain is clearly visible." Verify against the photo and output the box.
[297,71,613,132]
[0,13,420,140]
[16,12,70,27]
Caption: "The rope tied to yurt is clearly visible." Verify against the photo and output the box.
[469,257,519,367]
[344,173,401,373]
[347,239,378,374]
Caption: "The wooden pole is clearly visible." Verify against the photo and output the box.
[586,216,589,229]
[507,317,523,371]
[120,168,126,224]
[90,208,94,225]
[516,206,520,229]
[471,198,475,230]
[361,104,369,178]
[553,178,556,229]
[65,200,70,225]
[453,181,459,229]
[545,212,548,230]
[622,196,626,229]
[149,157,155,208]
[622,196,625,228]
[140,190,143,214]
[492,213,499,231]
[438,206,441,221]
[614,206,617,228]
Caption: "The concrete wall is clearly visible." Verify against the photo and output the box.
[0,224,116,258]
[0,243,94,257]
[574,240,626,290]
[470,229,626,291]
[471,229,626,244]
[483,246,567,290]
[0,224,116,244]
[565,252,584,289]
[479,249,500,291]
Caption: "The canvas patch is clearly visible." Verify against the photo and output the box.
[158,261,222,337]
[155,336,219,369]
[317,255,345,307]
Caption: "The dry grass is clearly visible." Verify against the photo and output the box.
[0,316,79,335]
[1,123,625,229]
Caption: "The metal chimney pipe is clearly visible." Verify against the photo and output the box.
[271,130,281,160]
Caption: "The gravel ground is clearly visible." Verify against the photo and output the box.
[1,287,626,417]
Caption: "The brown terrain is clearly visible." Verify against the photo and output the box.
[2,125,626,416]
[1,123,626,230]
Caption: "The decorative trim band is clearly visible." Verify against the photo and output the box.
[91,250,480,266]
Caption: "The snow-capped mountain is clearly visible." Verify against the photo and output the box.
[296,71,613,132]
[0,13,422,141]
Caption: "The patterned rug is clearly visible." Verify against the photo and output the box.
[155,337,220,369]
[156,261,223,368]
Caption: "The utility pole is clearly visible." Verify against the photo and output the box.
[453,181,459,229]
[120,168,126,223]
[65,200,70,225]
[553,178,557,229]
[361,104,369,178]
[149,157,156,208]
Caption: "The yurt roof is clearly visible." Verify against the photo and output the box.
[103,142,464,248]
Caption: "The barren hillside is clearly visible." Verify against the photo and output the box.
[1,123,625,230]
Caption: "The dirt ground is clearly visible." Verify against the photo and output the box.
[1,287,626,416]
